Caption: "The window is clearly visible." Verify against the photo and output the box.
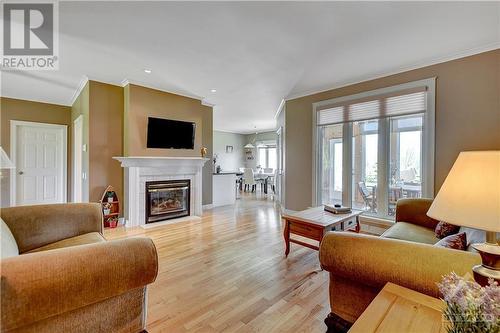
[258,146,277,170]
[314,79,435,219]
[319,124,343,205]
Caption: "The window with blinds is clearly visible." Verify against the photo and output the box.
[317,87,427,126]
[313,78,435,221]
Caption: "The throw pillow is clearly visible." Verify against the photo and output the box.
[434,221,460,239]
[434,232,467,250]
[1,218,19,259]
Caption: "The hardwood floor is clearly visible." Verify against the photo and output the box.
[105,193,331,333]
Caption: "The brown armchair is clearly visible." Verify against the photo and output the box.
[319,198,481,332]
[1,203,158,333]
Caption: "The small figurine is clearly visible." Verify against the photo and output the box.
[201,147,208,157]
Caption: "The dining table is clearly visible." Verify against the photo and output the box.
[254,172,274,194]
[236,171,274,194]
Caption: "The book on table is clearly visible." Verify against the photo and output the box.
[324,204,352,214]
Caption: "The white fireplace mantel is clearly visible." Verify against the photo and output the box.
[114,156,209,227]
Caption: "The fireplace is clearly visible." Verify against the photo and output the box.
[145,180,190,223]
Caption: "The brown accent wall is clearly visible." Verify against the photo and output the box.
[125,84,206,157]
[88,81,124,202]
[0,97,72,206]
[124,84,213,204]
[285,49,500,210]
[71,81,124,203]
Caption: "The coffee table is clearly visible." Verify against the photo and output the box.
[281,207,362,257]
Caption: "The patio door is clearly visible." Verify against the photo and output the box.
[11,121,67,206]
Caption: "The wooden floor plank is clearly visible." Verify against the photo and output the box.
[105,192,382,332]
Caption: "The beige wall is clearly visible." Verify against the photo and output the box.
[201,107,213,205]
[124,84,213,204]
[88,81,124,202]
[285,49,500,210]
[71,82,90,202]
[0,97,72,206]
[71,81,124,203]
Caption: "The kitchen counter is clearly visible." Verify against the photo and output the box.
[213,172,243,175]
[212,173,237,207]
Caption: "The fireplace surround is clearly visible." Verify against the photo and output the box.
[145,179,190,223]
[114,157,209,227]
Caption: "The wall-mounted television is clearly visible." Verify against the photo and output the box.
[147,117,195,149]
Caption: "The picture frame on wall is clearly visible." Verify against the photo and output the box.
[226,145,233,153]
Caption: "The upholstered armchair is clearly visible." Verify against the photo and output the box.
[1,203,158,333]
[319,198,481,332]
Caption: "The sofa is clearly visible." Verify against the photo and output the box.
[1,203,158,333]
[319,198,481,331]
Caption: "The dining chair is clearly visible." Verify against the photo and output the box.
[358,181,376,212]
[243,169,257,192]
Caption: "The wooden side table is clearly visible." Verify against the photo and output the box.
[281,207,362,257]
[349,282,445,333]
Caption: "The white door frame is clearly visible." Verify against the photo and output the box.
[10,120,68,206]
[73,115,83,202]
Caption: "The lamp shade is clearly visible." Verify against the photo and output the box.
[427,151,500,232]
[0,146,15,169]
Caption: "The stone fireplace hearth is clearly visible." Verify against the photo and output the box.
[114,157,209,227]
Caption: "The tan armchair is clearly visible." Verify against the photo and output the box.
[1,203,158,333]
[319,198,481,332]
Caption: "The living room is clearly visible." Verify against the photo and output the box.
[1,2,499,333]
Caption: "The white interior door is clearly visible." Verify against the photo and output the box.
[73,116,83,202]
[13,121,67,206]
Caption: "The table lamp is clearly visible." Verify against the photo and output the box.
[427,151,499,286]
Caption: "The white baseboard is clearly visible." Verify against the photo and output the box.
[202,204,213,210]
[140,216,202,229]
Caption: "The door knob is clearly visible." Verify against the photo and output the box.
[18,171,24,175]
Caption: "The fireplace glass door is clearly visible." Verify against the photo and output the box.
[145,180,190,223]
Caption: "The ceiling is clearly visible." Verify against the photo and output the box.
[2,2,499,133]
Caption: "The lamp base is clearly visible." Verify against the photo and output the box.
[471,241,500,286]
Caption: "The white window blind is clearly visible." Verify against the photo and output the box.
[317,86,427,126]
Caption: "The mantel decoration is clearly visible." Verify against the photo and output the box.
[200,146,208,157]
[438,272,499,333]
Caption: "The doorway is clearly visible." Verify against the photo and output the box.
[10,121,67,206]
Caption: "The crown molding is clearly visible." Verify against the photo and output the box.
[286,43,500,101]
[120,78,213,107]
[274,99,285,119]
[69,75,89,106]
[201,100,215,108]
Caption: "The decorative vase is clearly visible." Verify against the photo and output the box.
[104,209,111,215]
[201,147,207,157]
[107,197,113,203]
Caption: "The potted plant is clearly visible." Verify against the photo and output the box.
[103,202,112,215]
[107,216,119,228]
[106,191,114,203]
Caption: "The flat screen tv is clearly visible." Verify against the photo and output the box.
[147,117,195,149]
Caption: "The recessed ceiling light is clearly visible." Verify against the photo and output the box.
[144,69,152,74]
[210,89,217,93]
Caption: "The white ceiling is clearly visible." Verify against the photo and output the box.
[2,2,499,134]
